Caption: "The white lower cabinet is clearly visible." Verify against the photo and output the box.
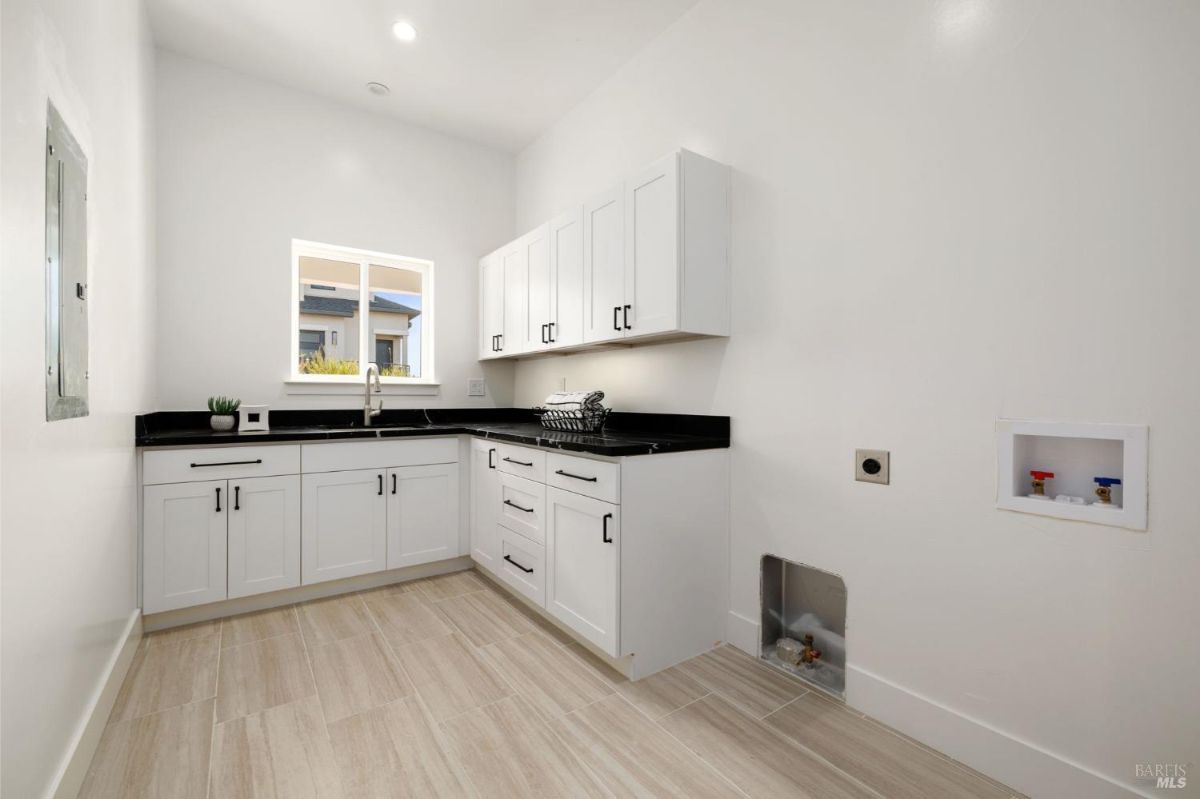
[470,439,501,569]
[227,475,301,599]
[143,480,228,614]
[497,525,545,605]
[302,468,388,585]
[545,487,620,656]
[387,463,460,569]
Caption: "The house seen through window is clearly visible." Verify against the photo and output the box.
[292,240,432,382]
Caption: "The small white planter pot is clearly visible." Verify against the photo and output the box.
[210,414,236,431]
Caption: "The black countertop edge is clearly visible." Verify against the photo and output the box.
[135,409,730,457]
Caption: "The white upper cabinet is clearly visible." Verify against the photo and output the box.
[583,185,627,344]
[547,207,583,349]
[479,250,504,359]
[479,148,730,358]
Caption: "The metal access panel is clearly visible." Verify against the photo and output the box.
[760,554,847,697]
[46,102,89,420]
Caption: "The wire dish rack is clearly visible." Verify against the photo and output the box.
[537,407,610,433]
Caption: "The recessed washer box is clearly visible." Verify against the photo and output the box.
[996,419,1147,530]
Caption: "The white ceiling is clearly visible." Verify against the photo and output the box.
[146,0,699,151]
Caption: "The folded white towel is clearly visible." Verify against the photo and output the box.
[543,390,605,412]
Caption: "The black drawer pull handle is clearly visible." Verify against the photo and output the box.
[555,469,598,482]
[503,555,534,574]
[602,512,613,544]
[392,473,397,494]
[504,499,534,513]
[377,474,384,495]
[503,457,533,467]
[488,448,496,469]
[215,487,222,513]
[234,485,240,511]
[191,459,262,468]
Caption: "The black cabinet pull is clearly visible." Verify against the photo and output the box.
[602,512,613,543]
[503,555,534,574]
[377,474,384,495]
[541,323,549,344]
[488,448,496,469]
[504,499,534,513]
[392,473,397,494]
[613,306,621,331]
[497,333,503,351]
[503,456,533,467]
[215,486,222,513]
[191,459,262,468]
[548,322,556,343]
[555,469,598,483]
[623,304,632,330]
[234,485,240,510]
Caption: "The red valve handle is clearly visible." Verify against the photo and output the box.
[1030,470,1055,480]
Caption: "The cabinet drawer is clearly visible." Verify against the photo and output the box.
[301,437,458,473]
[143,445,300,485]
[496,443,545,481]
[498,526,545,607]
[499,473,546,543]
[546,453,619,503]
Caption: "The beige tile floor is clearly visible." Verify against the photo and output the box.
[79,569,1025,798]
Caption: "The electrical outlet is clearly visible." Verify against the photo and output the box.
[467,378,486,397]
[855,449,890,485]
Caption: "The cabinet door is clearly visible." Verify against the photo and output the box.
[582,185,626,343]
[500,241,527,356]
[302,469,387,584]
[227,475,300,599]
[387,463,460,569]
[545,487,619,655]
[470,439,501,570]
[548,207,583,349]
[624,152,680,337]
[524,224,552,352]
[479,252,504,359]
[143,480,227,613]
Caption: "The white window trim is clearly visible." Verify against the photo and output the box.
[290,239,436,387]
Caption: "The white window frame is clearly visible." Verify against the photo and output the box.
[289,239,436,387]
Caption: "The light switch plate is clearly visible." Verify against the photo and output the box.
[467,379,486,397]
[855,449,889,485]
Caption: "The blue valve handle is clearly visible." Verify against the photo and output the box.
[1093,477,1122,487]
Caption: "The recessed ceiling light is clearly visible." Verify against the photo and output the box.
[366,81,390,96]
[391,20,417,42]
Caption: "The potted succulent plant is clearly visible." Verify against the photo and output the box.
[207,396,241,431]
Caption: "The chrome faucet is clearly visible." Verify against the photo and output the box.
[363,363,382,426]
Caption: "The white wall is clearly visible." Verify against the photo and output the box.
[512,1,1200,796]
[155,51,516,410]
[0,0,156,796]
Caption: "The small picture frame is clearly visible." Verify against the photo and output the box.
[238,404,269,432]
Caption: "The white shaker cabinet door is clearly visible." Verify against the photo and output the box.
[386,463,460,569]
[470,439,502,570]
[479,251,504,359]
[545,487,619,656]
[548,207,584,350]
[624,152,680,337]
[143,480,228,613]
[582,185,626,344]
[227,474,301,599]
[302,468,387,585]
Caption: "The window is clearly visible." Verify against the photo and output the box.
[291,240,434,383]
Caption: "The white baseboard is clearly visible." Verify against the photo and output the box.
[725,608,760,655]
[726,611,1144,799]
[48,608,143,799]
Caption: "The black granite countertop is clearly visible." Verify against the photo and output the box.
[135,408,729,457]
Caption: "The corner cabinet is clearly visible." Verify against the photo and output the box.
[479,148,730,359]
[470,442,730,680]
